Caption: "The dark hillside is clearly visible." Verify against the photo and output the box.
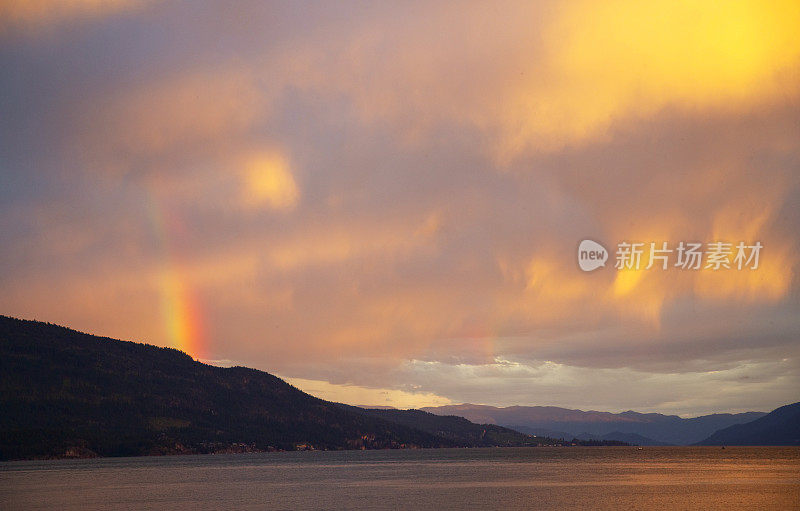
[697,403,800,446]
[0,316,455,459]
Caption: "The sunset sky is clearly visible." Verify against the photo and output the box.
[1,0,798,416]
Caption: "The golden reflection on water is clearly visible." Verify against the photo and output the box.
[1,447,798,510]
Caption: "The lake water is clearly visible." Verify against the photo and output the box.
[1,447,798,510]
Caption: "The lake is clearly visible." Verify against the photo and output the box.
[1,447,798,510]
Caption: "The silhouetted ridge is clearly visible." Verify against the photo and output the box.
[0,316,455,459]
[696,402,800,446]
[1,315,574,460]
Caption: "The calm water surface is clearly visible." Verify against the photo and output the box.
[1,447,798,510]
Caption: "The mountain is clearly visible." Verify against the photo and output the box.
[496,424,667,446]
[500,425,577,440]
[577,432,669,446]
[697,402,800,446]
[422,404,766,445]
[345,408,553,447]
[1,315,578,460]
[0,315,462,459]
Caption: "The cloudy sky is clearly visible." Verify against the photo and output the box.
[2,0,799,416]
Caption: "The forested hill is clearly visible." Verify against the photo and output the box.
[0,315,565,460]
[0,315,455,459]
[697,402,800,446]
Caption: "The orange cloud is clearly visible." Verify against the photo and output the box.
[242,151,299,211]
[283,377,453,409]
[264,212,441,272]
[260,1,800,166]
[4,1,798,413]
[0,0,145,34]
[74,70,265,177]
[496,0,800,159]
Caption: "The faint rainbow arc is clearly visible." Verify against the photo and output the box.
[145,190,207,360]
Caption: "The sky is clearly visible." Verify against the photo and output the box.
[1,0,799,416]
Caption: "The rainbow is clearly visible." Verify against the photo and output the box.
[145,189,207,360]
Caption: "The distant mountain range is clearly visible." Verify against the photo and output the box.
[421,404,768,445]
[0,316,577,460]
[697,402,800,446]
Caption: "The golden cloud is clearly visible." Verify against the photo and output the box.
[6,1,797,390]
[242,151,299,211]
[496,0,800,159]
[283,377,452,409]
[264,1,799,165]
